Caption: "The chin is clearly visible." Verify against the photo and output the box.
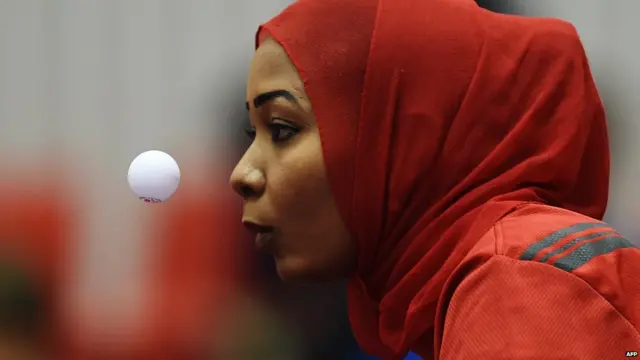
[274,256,341,284]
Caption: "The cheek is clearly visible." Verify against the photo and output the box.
[267,135,332,223]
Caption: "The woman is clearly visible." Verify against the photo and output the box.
[230,0,640,358]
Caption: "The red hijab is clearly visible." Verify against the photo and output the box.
[257,0,608,357]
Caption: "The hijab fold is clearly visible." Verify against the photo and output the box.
[257,0,608,357]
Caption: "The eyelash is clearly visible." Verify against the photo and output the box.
[244,119,300,143]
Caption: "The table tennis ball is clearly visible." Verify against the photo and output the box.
[127,150,180,203]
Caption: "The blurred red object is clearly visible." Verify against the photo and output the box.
[144,183,241,358]
[0,175,74,356]
[67,174,243,359]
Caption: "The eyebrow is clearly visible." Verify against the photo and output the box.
[245,89,299,110]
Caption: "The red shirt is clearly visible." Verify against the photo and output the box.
[423,203,640,359]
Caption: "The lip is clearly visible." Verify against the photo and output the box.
[242,219,277,253]
[255,231,276,252]
[242,220,274,234]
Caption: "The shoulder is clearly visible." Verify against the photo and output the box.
[437,255,640,359]
[495,203,636,263]
[464,203,638,276]
[476,203,639,326]
[438,203,640,343]
[427,204,640,358]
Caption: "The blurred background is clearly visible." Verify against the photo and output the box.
[0,0,637,359]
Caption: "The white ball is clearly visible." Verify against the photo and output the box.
[127,150,180,203]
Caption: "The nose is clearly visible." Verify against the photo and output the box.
[230,161,266,200]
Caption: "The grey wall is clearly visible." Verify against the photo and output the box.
[0,0,291,338]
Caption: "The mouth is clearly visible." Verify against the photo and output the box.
[242,220,277,252]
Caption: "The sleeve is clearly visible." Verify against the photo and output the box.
[438,255,640,360]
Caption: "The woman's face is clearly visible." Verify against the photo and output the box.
[230,38,355,283]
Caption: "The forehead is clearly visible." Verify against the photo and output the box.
[247,38,309,107]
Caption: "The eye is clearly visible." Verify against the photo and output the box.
[269,119,300,143]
